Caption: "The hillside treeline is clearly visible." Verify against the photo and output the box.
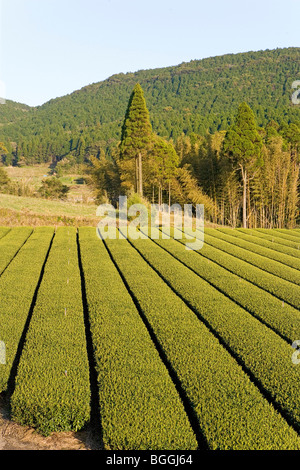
[88,83,300,229]
[0,48,299,228]
[0,48,299,167]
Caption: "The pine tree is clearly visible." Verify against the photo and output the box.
[119,83,153,196]
[76,136,86,164]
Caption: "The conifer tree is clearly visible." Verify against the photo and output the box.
[119,83,153,196]
[222,102,263,228]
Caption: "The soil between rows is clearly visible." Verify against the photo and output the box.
[0,395,102,450]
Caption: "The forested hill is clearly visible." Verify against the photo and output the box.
[0,100,31,125]
[0,47,299,164]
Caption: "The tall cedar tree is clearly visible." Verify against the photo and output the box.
[119,83,153,196]
[222,102,263,228]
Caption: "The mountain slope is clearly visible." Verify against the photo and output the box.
[0,47,299,163]
[0,100,32,127]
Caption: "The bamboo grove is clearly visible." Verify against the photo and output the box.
[89,84,300,229]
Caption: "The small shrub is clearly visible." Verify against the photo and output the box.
[38,177,69,200]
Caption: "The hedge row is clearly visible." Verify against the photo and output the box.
[0,227,10,240]
[11,227,90,436]
[174,226,300,310]
[237,228,300,252]
[0,227,33,276]
[78,227,197,450]
[198,231,300,299]
[253,229,300,244]
[104,234,300,450]
[0,227,54,392]
[207,228,300,272]
[217,227,300,259]
[203,228,300,283]
[154,233,300,344]
[127,234,300,435]
[271,229,300,243]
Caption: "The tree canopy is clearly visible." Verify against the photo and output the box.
[0,47,299,166]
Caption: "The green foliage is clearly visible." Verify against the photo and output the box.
[11,227,90,435]
[0,227,32,275]
[148,136,179,196]
[120,83,153,161]
[2,225,300,448]
[257,228,300,244]
[0,48,299,165]
[88,153,121,204]
[156,228,300,345]
[171,165,218,216]
[221,102,264,227]
[216,227,300,268]
[126,234,300,436]
[104,235,300,449]
[38,176,69,200]
[204,227,300,285]
[0,166,11,189]
[119,83,154,195]
[222,102,263,167]
[0,100,31,126]
[0,228,54,392]
[0,227,10,241]
[78,227,197,450]
[192,229,300,310]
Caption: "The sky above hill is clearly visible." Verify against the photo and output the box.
[0,0,299,107]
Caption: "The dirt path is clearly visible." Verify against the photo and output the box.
[0,396,102,451]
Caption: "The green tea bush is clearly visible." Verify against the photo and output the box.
[0,227,32,275]
[208,228,300,271]
[238,228,300,250]
[78,227,197,450]
[105,235,300,450]
[188,229,300,309]
[127,235,300,436]
[0,227,10,240]
[11,227,90,435]
[0,227,54,392]
[157,230,300,343]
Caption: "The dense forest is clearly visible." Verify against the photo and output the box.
[0,47,299,228]
[0,47,299,164]
[89,82,300,229]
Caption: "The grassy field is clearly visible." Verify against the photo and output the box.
[5,164,95,202]
[0,193,97,217]
[1,225,300,449]
[0,193,98,226]
[1,165,98,226]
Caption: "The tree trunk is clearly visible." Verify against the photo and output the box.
[138,152,143,196]
[241,166,247,228]
[135,156,139,194]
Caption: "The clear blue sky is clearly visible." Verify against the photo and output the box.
[0,0,299,107]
